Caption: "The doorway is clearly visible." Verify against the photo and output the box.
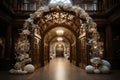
[56,44,64,57]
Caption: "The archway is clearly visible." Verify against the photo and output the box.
[29,3,101,67]
[54,42,65,57]
[44,26,76,63]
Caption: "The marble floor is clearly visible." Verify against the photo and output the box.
[0,58,120,80]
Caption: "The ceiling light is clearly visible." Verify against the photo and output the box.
[56,29,64,35]
[57,37,63,41]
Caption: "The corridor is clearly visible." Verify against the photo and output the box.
[1,58,120,80]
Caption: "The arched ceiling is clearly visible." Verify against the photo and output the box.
[44,27,76,45]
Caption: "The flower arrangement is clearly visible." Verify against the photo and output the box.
[9,29,35,74]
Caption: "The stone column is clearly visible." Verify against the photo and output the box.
[40,38,44,66]
[48,44,50,62]
[5,23,12,60]
[76,37,80,66]
[105,24,113,59]
[102,0,108,11]
[70,44,72,62]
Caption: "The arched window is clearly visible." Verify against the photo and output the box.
[22,0,37,11]
[74,0,97,11]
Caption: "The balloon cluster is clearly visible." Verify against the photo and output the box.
[85,57,111,74]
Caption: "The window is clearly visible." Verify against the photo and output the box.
[22,0,37,11]
[76,0,97,11]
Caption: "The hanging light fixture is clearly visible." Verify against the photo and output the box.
[56,29,64,35]
[57,37,63,41]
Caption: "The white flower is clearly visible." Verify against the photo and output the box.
[14,62,22,70]
[86,17,93,23]
[26,18,33,23]
[37,6,48,12]
[90,57,101,64]
[30,14,36,19]
[71,6,84,15]
[40,6,49,12]
[48,3,58,9]
[63,3,72,10]
[22,30,30,35]
[57,1,64,7]
[80,12,89,19]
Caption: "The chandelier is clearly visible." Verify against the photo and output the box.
[56,29,64,35]
[57,37,63,41]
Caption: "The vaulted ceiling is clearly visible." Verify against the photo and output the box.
[44,27,76,45]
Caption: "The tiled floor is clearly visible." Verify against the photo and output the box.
[0,58,120,80]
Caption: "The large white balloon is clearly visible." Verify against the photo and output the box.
[99,65,110,73]
[85,65,95,73]
[24,64,35,73]
[101,60,111,68]
[94,69,100,74]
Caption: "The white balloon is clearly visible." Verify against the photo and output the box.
[85,65,95,73]
[101,60,111,68]
[24,64,35,73]
[94,69,100,74]
[99,65,110,73]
